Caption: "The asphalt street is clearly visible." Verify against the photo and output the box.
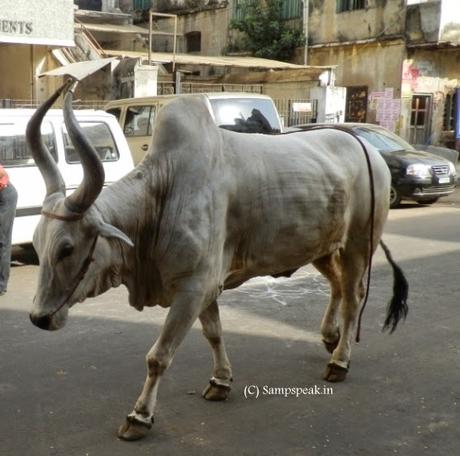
[1,191,460,456]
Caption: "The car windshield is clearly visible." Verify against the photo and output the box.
[210,98,281,134]
[354,126,415,153]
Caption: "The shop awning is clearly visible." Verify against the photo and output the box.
[39,58,117,81]
[104,49,332,70]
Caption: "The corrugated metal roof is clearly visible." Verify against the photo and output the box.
[104,49,334,70]
[77,23,150,35]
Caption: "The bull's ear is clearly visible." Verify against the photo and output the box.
[98,222,134,247]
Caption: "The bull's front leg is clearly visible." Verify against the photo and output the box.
[117,288,207,441]
[200,300,233,401]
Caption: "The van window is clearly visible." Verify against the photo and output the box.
[62,122,120,163]
[124,105,155,137]
[0,121,57,167]
[210,98,281,134]
[106,107,121,121]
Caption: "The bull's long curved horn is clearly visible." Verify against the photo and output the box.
[26,80,73,197]
[63,88,105,214]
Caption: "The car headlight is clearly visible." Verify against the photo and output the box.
[448,161,456,176]
[406,163,432,178]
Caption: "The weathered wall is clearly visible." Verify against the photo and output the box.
[0,45,50,101]
[400,48,460,145]
[309,40,406,127]
[308,0,406,44]
[153,6,229,56]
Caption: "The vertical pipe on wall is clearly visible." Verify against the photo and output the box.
[303,0,309,65]
[30,45,35,102]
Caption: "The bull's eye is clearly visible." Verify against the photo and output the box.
[58,243,74,261]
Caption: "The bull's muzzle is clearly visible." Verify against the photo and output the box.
[29,313,53,330]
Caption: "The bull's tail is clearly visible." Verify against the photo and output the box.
[380,240,409,333]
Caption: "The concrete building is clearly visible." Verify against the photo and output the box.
[306,0,460,148]
[153,0,459,147]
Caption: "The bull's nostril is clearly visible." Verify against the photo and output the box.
[30,313,52,330]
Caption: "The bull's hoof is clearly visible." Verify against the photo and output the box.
[202,378,232,401]
[323,362,349,383]
[117,415,153,441]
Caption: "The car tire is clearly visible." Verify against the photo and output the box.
[417,197,439,205]
[389,185,402,208]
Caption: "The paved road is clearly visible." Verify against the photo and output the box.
[1,192,460,456]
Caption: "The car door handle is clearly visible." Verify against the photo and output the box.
[141,144,149,151]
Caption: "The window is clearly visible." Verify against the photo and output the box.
[185,31,201,53]
[106,107,121,121]
[409,94,432,144]
[210,98,281,134]
[0,121,56,167]
[410,95,431,127]
[123,106,155,137]
[355,126,414,153]
[62,122,119,163]
[337,0,366,13]
[443,91,457,131]
[281,0,302,20]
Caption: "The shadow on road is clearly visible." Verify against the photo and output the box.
[1,247,460,455]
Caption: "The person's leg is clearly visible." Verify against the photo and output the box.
[0,184,18,294]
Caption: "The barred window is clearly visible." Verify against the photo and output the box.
[443,91,457,131]
[337,0,366,13]
[281,0,302,20]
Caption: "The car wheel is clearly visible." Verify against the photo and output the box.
[389,185,402,208]
[417,197,439,205]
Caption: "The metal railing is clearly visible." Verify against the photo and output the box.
[158,82,264,95]
[273,98,318,127]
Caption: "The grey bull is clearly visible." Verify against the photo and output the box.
[27,82,408,441]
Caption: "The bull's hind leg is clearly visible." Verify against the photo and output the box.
[200,300,233,401]
[313,252,342,353]
[323,245,367,383]
[117,287,206,441]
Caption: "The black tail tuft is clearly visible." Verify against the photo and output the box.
[380,240,409,333]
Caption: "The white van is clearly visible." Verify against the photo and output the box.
[104,93,284,164]
[0,109,134,245]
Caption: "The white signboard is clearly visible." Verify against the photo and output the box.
[0,0,74,46]
[292,102,312,113]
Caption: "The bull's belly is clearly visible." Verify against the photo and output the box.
[223,191,349,288]
[223,231,344,290]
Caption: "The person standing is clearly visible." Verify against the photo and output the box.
[0,164,18,295]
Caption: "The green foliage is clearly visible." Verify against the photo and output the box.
[229,0,305,61]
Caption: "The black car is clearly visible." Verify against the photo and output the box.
[289,123,458,208]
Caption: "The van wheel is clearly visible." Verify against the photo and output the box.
[417,197,439,205]
[389,186,401,208]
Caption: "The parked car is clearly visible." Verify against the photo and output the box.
[104,93,284,164]
[0,109,134,245]
[289,123,457,208]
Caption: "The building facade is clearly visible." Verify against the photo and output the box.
[0,0,75,104]
[157,0,460,147]
[306,0,460,148]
